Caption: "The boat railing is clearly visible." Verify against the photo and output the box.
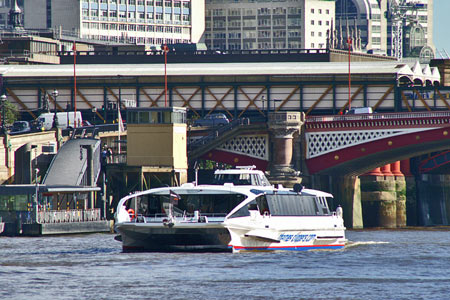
[36,209,101,224]
[135,212,227,223]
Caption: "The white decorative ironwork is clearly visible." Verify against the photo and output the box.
[218,134,269,160]
[306,128,433,159]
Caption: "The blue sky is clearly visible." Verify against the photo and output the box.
[433,0,450,57]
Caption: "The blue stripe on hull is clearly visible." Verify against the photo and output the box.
[230,244,345,251]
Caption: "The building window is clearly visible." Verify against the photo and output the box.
[311,9,314,14]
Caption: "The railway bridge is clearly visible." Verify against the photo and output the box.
[1,57,450,229]
[188,110,450,229]
[189,111,450,177]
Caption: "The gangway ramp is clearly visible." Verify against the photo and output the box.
[43,138,101,186]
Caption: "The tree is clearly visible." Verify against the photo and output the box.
[2,100,19,126]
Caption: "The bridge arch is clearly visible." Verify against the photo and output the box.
[304,112,450,176]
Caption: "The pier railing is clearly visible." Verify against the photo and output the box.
[37,209,101,224]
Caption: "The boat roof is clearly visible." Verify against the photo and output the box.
[119,184,259,202]
[214,169,265,175]
[120,184,332,201]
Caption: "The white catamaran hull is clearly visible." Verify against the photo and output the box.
[115,175,346,253]
[227,226,346,252]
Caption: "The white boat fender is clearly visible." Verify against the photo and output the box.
[336,206,343,218]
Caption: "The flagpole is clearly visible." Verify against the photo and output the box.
[73,42,77,127]
[118,105,121,155]
[164,44,168,107]
[118,77,121,155]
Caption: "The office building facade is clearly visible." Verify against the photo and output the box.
[23,0,204,47]
[205,0,335,50]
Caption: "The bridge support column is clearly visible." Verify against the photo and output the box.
[394,168,407,228]
[267,111,304,187]
[330,175,363,229]
[401,159,417,226]
[416,174,450,226]
[361,170,398,228]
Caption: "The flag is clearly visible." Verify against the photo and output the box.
[170,190,180,205]
[117,105,125,155]
[118,107,125,133]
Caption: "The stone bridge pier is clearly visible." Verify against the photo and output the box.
[267,111,304,187]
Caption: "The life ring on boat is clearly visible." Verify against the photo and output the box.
[127,208,136,220]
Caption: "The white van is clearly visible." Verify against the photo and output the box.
[38,111,83,130]
[346,107,373,114]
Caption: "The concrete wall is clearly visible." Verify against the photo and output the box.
[191,0,205,44]
[52,0,80,33]
[127,123,187,169]
[24,0,47,29]
[0,131,59,184]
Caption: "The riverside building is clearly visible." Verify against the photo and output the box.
[204,0,335,50]
[22,0,204,47]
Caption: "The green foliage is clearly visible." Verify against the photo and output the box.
[196,160,232,170]
[2,100,19,125]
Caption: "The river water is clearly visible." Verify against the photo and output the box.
[1,229,449,300]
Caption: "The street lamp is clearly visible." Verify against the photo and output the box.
[92,107,97,125]
[52,89,59,129]
[0,94,6,134]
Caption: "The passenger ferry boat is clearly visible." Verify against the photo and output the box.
[224,185,346,252]
[114,167,346,252]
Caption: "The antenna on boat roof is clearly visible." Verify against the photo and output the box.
[236,165,256,170]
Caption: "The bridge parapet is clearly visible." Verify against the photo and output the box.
[305,111,450,131]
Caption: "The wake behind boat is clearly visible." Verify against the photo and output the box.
[114,168,346,252]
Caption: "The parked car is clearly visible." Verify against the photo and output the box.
[193,113,230,127]
[9,121,31,135]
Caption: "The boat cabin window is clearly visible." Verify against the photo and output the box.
[213,173,251,185]
[256,174,271,186]
[213,173,271,186]
[228,199,256,218]
[266,194,330,216]
[228,195,269,218]
[131,193,246,217]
